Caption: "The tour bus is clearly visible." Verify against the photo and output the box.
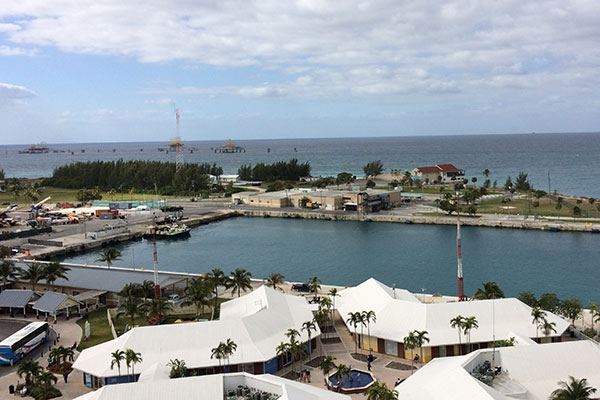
[0,322,50,365]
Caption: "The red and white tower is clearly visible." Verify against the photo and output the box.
[456,192,467,301]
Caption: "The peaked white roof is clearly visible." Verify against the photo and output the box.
[336,278,569,347]
[74,372,350,400]
[73,286,319,378]
[396,341,600,400]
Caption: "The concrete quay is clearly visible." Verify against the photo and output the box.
[235,206,600,233]
[5,209,238,261]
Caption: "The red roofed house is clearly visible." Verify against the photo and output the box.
[411,164,465,184]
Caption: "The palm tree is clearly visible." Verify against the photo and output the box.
[276,341,290,370]
[264,272,285,290]
[19,262,44,292]
[313,310,327,357]
[329,287,339,320]
[332,363,349,386]
[473,281,505,299]
[205,268,229,320]
[403,331,419,374]
[119,282,143,299]
[308,276,322,300]
[211,343,226,372]
[346,312,361,354]
[589,302,598,330]
[302,320,317,363]
[139,280,155,298]
[0,260,19,286]
[182,277,212,317]
[229,268,252,297]
[549,376,597,400]
[531,307,547,341]
[125,349,142,382]
[450,315,465,355]
[223,338,237,367]
[141,297,173,323]
[319,355,336,386]
[362,310,377,354]
[415,330,430,364]
[285,328,300,341]
[356,311,367,352]
[116,296,142,328]
[49,347,63,365]
[319,297,333,338]
[96,248,122,269]
[36,370,58,387]
[365,381,399,400]
[110,349,126,378]
[17,359,42,385]
[288,338,303,375]
[462,317,478,353]
[59,346,74,364]
[542,319,557,338]
[42,261,70,290]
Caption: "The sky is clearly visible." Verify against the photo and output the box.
[0,0,599,144]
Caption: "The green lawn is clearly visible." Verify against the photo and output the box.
[0,186,179,207]
[477,197,600,218]
[75,298,230,350]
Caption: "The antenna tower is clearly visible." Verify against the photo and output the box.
[152,215,160,298]
[456,192,467,301]
[174,109,183,171]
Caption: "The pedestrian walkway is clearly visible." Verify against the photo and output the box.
[275,310,418,399]
[0,316,92,400]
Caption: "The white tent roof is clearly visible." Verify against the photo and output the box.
[396,341,600,400]
[73,286,319,378]
[74,372,350,400]
[336,278,569,347]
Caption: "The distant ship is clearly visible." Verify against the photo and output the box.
[214,139,246,153]
[143,222,191,239]
[19,143,50,154]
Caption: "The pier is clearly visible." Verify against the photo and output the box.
[12,209,237,260]
[235,207,600,233]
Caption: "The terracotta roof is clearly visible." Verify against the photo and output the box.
[436,164,464,172]
[416,166,442,174]
[415,164,463,173]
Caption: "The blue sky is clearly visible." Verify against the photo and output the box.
[1,0,599,144]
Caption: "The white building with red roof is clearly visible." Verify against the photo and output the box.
[411,164,465,184]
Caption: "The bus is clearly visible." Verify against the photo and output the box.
[0,322,49,365]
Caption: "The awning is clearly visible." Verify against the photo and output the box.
[0,290,35,308]
[33,292,81,314]
[74,290,107,303]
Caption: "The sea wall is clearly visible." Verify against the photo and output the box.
[237,209,599,233]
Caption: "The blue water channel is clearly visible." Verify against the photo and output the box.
[58,217,600,304]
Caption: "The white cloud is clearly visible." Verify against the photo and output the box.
[1,0,599,101]
[0,82,36,106]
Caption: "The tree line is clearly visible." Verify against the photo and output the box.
[42,160,223,195]
[237,159,311,182]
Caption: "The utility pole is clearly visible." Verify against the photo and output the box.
[152,215,160,298]
[456,192,466,301]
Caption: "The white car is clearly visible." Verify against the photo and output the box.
[168,294,180,303]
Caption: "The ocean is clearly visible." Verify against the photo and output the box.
[1,132,600,197]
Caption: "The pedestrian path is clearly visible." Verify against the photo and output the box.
[0,316,92,400]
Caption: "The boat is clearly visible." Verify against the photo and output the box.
[19,143,50,154]
[143,223,191,239]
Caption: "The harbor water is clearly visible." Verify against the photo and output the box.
[58,217,600,304]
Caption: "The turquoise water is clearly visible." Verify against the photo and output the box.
[58,217,600,304]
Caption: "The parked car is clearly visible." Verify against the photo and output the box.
[291,283,311,292]
[168,294,180,303]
